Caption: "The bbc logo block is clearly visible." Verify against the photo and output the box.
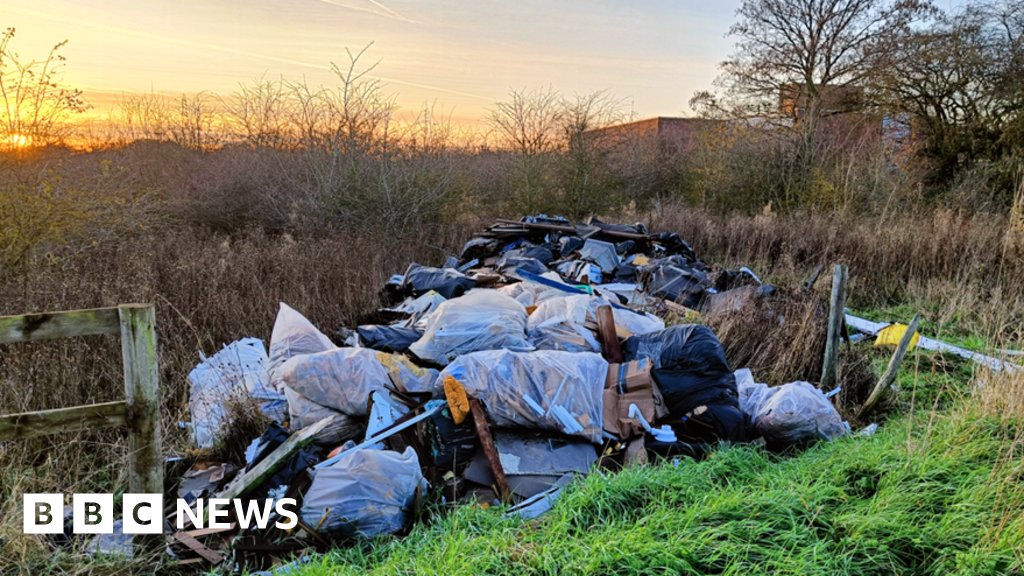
[24,494,163,534]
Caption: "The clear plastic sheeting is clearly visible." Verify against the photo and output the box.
[752,381,848,447]
[279,348,391,416]
[189,338,286,449]
[301,447,426,538]
[735,368,778,417]
[409,290,534,366]
[268,303,336,393]
[284,387,363,446]
[438,350,608,443]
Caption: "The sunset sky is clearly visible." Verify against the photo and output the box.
[2,1,743,125]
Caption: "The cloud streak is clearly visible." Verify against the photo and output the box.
[2,5,490,101]
[310,0,416,23]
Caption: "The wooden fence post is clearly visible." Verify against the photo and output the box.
[860,313,921,418]
[821,264,849,390]
[119,304,163,550]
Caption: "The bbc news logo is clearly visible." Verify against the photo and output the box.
[24,494,298,534]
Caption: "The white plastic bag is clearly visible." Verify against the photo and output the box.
[735,368,777,416]
[189,338,286,449]
[527,295,601,353]
[753,381,848,446]
[409,290,534,366]
[438,350,608,443]
[301,446,426,538]
[527,294,664,353]
[279,348,391,416]
[284,387,363,446]
[268,303,336,393]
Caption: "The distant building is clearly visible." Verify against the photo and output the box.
[581,117,715,153]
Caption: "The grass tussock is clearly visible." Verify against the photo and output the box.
[293,409,1023,576]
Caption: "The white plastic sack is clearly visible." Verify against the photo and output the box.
[409,290,534,366]
[189,338,286,449]
[496,274,566,308]
[284,387,363,446]
[735,368,777,416]
[269,303,336,393]
[279,348,391,416]
[439,350,608,443]
[302,446,426,538]
[374,352,441,396]
[527,295,664,353]
[387,291,447,330]
[527,295,601,353]
[753,381,848,446]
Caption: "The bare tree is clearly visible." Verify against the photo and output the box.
[225,76,289,148]
[0,28,88,150]
[559,90,627,217]
[169,91,217,151]
[487,87,563,213]
[719,0,932,122]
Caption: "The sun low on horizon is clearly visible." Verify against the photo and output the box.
[1,0,740,126]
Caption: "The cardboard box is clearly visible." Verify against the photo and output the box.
[603,359,669,439]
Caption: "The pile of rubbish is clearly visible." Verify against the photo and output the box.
[166,215,850,571]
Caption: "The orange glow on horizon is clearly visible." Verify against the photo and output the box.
[2,133,30,150]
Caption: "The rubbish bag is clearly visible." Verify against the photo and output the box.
[527,294,664,353]
[496,254,549,276]
[301,446,426,538]
[643,262,710,308]
[438,350,608,443]
[374,351,442,396]
[284,387,363,446]
[400,262,477,300]
[672,404,750,444]
[559,236,584,257]
[527,295,602,353]
[579,239,620,274]
[269,303,336,393]
[189,338,286,449]
[753,381,848,447]
[622,325,738,417]
[736,368,777,416]
[409,290,534,366]
[386,291,447,331]
[357,325,422,353]
[279,348,390,416]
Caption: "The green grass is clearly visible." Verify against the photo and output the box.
[288,408,1023,576]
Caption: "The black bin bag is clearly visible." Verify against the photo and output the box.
[623,325,745,442]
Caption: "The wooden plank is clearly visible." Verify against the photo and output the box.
[820,264,848,389]
[860,314,920,417]
[494,218,577,232]
[216,417,332,506]
[0,401,127,441]
[468,398,512,502]
[0,307,120,344]
[118,304,164,554]
[186,523,237,538]
[595,305,624,363]
[173,532,225,565]
[804,264,825,291]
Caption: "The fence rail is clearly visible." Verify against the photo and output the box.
[0,304,163,550]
